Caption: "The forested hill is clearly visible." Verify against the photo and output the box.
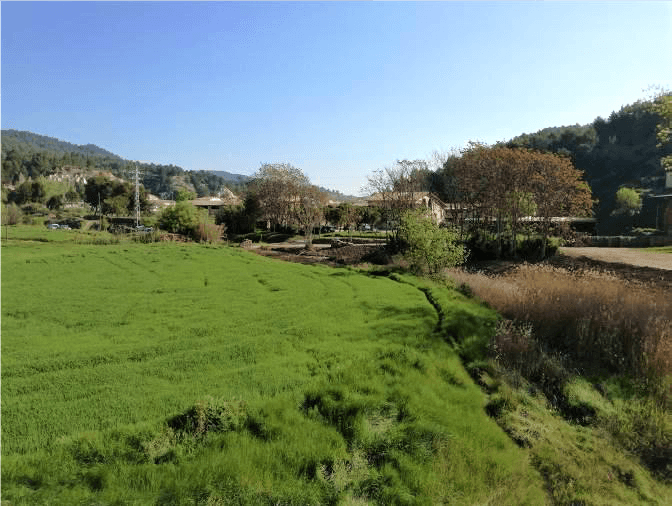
[1,130,357,201]
[498,97,672,234]
[2,129,123,160]
[1,130,248,198]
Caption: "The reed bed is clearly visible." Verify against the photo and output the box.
[449,264,672,381]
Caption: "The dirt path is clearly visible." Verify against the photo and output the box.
[559,247,672,271]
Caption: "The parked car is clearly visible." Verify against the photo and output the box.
[47,223,59,230]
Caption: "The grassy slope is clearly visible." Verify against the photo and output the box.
[1,238,545,504]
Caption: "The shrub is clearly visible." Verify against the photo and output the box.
[158,201,205,236]
[397,209,465,275]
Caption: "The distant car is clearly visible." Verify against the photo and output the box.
[47,224,59,230]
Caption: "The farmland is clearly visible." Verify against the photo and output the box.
[1,237,545,504]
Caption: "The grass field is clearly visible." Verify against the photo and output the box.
[1,237,545,504]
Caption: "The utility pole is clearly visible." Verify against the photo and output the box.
[135,163,140,228]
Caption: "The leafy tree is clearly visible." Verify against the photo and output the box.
[15,179,47,204]
[175,188,197,202]
[356,206,382,230]
[65,190,80,204]
[337,203,358,237]
[46,194,64,210]
[646,86,672,172]
[398,209,465,275]
[452,144,539,257]
[452,145,593,258]
[84,176,149,218]
[528,152,593,258]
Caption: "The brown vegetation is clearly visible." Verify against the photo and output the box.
[448,264,672,382]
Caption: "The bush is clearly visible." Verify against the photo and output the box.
[158,201,205,236]
[397,209,465,275]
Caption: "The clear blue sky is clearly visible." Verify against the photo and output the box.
[2,1,671,196]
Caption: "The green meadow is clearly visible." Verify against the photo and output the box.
[1,238,546,504]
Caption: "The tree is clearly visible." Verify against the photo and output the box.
[337,203,358,237]
[452,144,538,257]
[398,209,465,275]
[294,185,327,247]
[452,144,593,259]
[175,188,197,202]
[251,163,310,231]
[46,194,64,210]
[2,202,22,226]
[356,206,382,231]
[364,159,429,241]
[84,176,148,218]
[645,86,672,172]
[14,179,47,205]
[528,151,593,258]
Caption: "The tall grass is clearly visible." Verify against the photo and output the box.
[448,263,672,489]
[449,264,672,382]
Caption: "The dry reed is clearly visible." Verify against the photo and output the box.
[448,264,672,380]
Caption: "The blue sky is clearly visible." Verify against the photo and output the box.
[2,1,671,196]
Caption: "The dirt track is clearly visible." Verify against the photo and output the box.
[250,241,672,290]
[559,247,672,271]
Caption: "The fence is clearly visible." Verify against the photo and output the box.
[583,236,672,248]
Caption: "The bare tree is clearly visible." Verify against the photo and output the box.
[364,159,429,241]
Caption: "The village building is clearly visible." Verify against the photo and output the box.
[366,191,449,224]
[190,188,241,215]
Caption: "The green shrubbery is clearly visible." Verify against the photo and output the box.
[397,209,465,275]
[157,200,205,235]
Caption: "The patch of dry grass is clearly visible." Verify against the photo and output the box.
[448,264,672,382]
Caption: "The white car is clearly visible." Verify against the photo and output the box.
[47,224,59,230]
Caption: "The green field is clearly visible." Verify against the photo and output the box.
[1,238,546,504]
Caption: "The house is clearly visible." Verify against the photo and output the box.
[366,191,449,224]
[191,190,241,215]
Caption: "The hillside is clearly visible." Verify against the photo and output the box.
[1,130,360,202]
[1,130,249,198]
